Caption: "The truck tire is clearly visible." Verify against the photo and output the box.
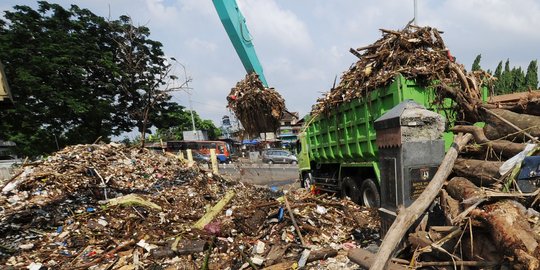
[360,178,380,208]
[342,177,361,204]
[268,160,274,164]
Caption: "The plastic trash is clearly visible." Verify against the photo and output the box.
[255,240,265,254]
[297,249,311,267]
[204,221,221,235]
[499,144,536,175]
[27,262,42,270]
[277,207,285,221]
[316,205,327,215]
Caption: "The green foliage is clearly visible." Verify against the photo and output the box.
[492,59,537,94]
[471,54,482,71]
[149,103,221,141]
[0,1,186,157]
[525,60,538,90]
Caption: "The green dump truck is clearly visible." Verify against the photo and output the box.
[297,74,486,207]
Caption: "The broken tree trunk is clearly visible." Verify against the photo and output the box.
[446,177,485,208]
[369,133,472,270]
[482,108,540,141]
[348,248,408,270]
[262,248,338,270]
[451,125,526,158]
[452,158,502,187]
[470,200,540,269]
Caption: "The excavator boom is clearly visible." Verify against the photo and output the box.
[212,0,268,87]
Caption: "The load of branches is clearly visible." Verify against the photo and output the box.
[329,25,540,269]
[353,128,540,269]
[227,73,285,137]
[312,25,491,124]
[349,90,540,269]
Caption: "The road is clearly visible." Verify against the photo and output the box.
[214,163,300,188]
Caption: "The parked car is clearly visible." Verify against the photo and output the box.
[261,149,298,164]
[193,152,210,164]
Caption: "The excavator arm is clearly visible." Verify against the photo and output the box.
[212,0,268,87]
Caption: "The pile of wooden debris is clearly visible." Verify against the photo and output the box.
[305,24,540,269]
[312,25,492,124]
[227,73,285,137]
[0,143,379,269]
[338,27,540,269]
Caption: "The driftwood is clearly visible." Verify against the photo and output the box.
[193,190,235,230]
[471,200,540,269]
[284,195,306,246]
[348,248,408,270]
[452,158,502,187]
[440,189,461,224]
[486,90,540,117]
[262,248,338,270]
[460,232,502,263]
[446,177,485,206]
[408,230,460,261]
[451,125,525,158]
[175,239,208,255]
[483,108,540,141]
[370,133,472,270]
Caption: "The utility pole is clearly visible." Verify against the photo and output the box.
[176,60,199,141]
[186,88,198,140]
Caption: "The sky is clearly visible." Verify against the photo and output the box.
[1,0,540,132]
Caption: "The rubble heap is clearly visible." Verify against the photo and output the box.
[0,143,379,269]
[360,129,540,269]
[312,25,540,269]
[313,25,491,123]
[343,37,540,269]
[227,73,285,137]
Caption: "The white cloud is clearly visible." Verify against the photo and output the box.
[444,0,540,37]
[185,38,218,53]
[144,0,179,24]
[178,0,215,17]
[2,0,540,128]
[238,0,313,50]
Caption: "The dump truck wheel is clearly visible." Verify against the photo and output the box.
[360,178,380,208]
[342,177,361,204]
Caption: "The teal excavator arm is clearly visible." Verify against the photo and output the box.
[212,0,268,87]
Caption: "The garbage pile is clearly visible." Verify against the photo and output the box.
[227,73,285,137]
[0,143,380,269]
[331,26,540,269]
[356,131,540,270]
[312,25,491,123]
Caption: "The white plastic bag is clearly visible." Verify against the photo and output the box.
[499,144,536,175]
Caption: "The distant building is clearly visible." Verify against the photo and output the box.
[277,110,302,145]
[182,130,208,141]
[220,115,232,139]
[0,140,16,159]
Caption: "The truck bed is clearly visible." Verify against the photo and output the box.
[305,74,455,164]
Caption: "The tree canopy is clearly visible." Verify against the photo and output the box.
[475,56,538,95]
[0,1,218,157]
